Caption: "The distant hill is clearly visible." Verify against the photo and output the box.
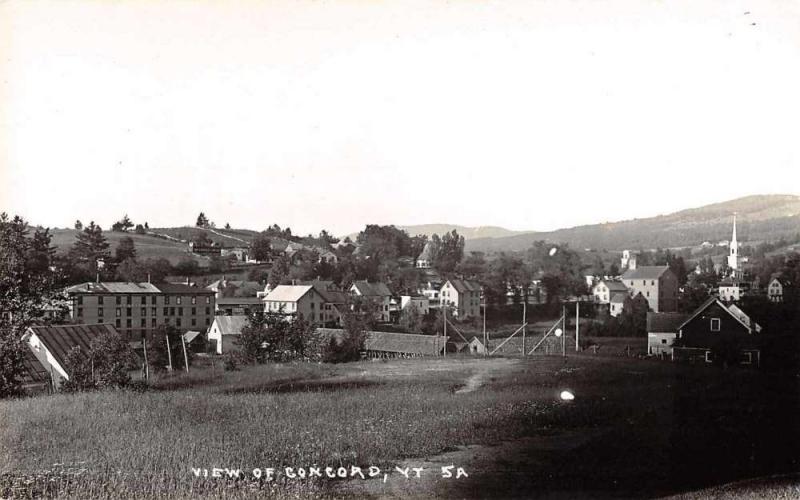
[464,194,800,253]
[397,224,531,240]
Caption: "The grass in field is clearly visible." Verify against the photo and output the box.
[49,229,207,266]
[1,355,797,499]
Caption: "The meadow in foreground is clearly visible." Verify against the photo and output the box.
[1,354,798,499]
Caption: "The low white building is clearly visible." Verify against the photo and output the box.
[592,280,628,304]
[207,315,248,354]
[609,292,627,317]
[646,312,688,357]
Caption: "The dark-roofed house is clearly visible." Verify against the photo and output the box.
[647,312,689,357]
[440,279,481,319]
[21,349,50,393]
[621,266,678,312]
[207,315,248,354]
[673,297,762,366]
[22,324,126,389]
[350,281,392,323]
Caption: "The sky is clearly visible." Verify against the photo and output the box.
[1,0,799,237]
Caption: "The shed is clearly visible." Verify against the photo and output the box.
[207,315,248,354]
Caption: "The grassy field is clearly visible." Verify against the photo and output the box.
[1,354,798,499]
[50,229,209,266]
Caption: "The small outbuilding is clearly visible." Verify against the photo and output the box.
[207,315,248,355]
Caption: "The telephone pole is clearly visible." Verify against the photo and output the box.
[575,301,580,352]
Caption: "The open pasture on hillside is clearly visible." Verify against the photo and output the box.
[49,229,208,266]
[1,354,798,499]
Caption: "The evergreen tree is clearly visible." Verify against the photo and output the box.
[115,236,137,263]
[70,221,111,275]
[196,212,209,227]
[0,214,62,397]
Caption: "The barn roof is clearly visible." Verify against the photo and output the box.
[365,331,447,355]
[677,297,759,334]
[183,330,203,344]
[647,312,689,333]
[621,266,670,280]
[25,324,119,370]
[21,348,49,384]
[314,329,447,355]
[212,315,249,336]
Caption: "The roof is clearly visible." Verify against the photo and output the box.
[156,283,215,295]
[621,266,670,280]
[351,281,392,297]
[445,279,481,294]
[610,292,628,304]
[597,280,628,293]
[264,285,315,303]
[21,348,49,384]
[25,324,120,371]
[417,241,433,261]
[206,279,262,291]
[296,280,348,303]
[314,329,447,355]
[365,331,447,355]
[212,315,249,336]
[183,330,203,344]
[647,312,689,333]
[769,274,793,287]
[216,297,264,305]
[66,282,161,294]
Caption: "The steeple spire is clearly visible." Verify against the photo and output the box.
[727,213,739,272]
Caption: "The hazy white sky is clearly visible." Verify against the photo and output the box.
[1,0,798,236]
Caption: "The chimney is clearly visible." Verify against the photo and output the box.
[147,273,151,284]
[186,276,190,286]
[96,272,100,283]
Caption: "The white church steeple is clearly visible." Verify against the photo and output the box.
[727,214,739,271]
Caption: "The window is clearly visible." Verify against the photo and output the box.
[206,297,211,304]
[127,308,132,316]
[151,307,157,316]
[127,295,132,305]
[651,280,655,286]
[191,318,196,326]
[126,319,132,328]
[177,297,182,305]
[77,308,83,317]
[163,307,168,316]
[116,319,121,328]
[206,318,210,326]
[705,351,713,363]
[661,339,667,344]
[98,318,103,323]
[98,307,104,317]
[170,307,175,316]
[179,308,184,316]
[77,296,83,305]
[98,296,104,305]
[176,318,182,327]
[151,296,157,305]
[710,318,721,332]
[191,296,196,305]
[165,296,170,305]
[742,352,753,365]
[319,313,324,321]
[191,307,196,316]
[152,318,157,327]
[116,308,121,317]
[140,318,146,327]
[141,307,146,316]
[205,307,210,315]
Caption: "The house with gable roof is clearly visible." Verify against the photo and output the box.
[672,297,762,366]
[440,279,481,319]
[350,281,393,323]
[263,285,329,324]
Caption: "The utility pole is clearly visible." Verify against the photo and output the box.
[142,336,149,382]
[482,300,487,357]
[575,301,580,352]
[165,334,173,372]
[562,305,566,358]
[181,334,190,373]
[522,300,527,357]
[443,305,447,358]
